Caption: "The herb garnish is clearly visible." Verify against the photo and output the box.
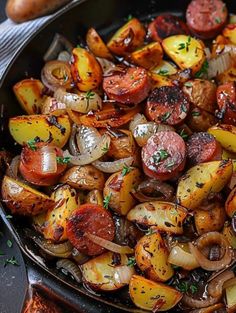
[27,139,37,151]
[145,228,156,235]
[179,129,189,140]
[127,256,136,267]
[122,165,131,176]
[4,256,19,267]
[195,60,209,78]
[56,156,71,164]
[103,194,112,209]
[178,36,191,52]
[160,112,171,122]
[86,90,95,100]
[184,82,193,87]
[178,281,198,294]
[5,215,12,219]
[153,149,169,164]
[191,111,201,117]
[102,142,109,153]
[215,17,221,24]
[157,69,169,76]
[7,240,13,248]
[181,103,188,113]
[127,14,133,21]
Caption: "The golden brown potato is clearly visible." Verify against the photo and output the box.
[127,201,187,234]
[151,60,177,76]
[223,223,236,249]
[208,124,236,153]
[71,47,102,92]
[86,28,113,60]
[162,35,205,74]
[182,79,217,114]
[81,252,135,291]
[187,107,217,132]
[130,42,163,69]
[217,64,236,84]
[129,275,182,312]
[194,203,226,235]
[135,233,174,282]
[226,284,236,312]
[150,73,174,89]
[103,168,142,215]
[223,24,236,45]
[9,114,71,148]
[225,185,236,217]
[1,176,55,216]
[6,0,70,23]
[13,79,44,114]
[177,160,233,211]
[43,185,79,242]
[107,18,146,56]
[60,165,105,190]
[85,189,103,206]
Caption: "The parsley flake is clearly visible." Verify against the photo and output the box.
[7,240,13,248]
[157,69,169,76]
[191,111,201,117]
[160,112,171,122]
[4,256,19,267]
[127,14,133,21]
[122,165,131,176]
[153,149,169,164]
[127,256,136,267]
[195,60,209,78]
[145,228,156,235]
[27,139,37,151]
[5,215,12,219]
[56,156,71,164]
[102,143,109,153]
[178,36,191,52]
[215,17,221,24]
[181,103,188,113]
[179,129,189,140]
[86,90,95,100]
[178,281,198,294]
[184,82,193,87]
[103,194,112,209]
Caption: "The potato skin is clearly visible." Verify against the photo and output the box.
[85,189,103,206]
[135,233,174,282]
[183,79,217,114]
[208,124,236,153]
[187,107,217,132]
[130,42,163,69]
[86,28,113,60]
[1,176,55,216]
[60,165,105,190]
[6,0,70,23]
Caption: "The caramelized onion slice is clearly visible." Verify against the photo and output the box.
[33,237,73,258]
[182,295,220,309]
[92,157,134,173]
[168,245,199,271]
[56,259,82,283]
[208,270,234,298]
[40,145,57,174]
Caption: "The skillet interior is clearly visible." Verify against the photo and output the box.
[0,0,235,311]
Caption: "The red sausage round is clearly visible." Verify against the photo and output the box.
[66,204,115,256]
[186,132,222,166]
[141,131,186,181]
[146,86,190,125]
[186,0,228,39]
[103,67,151,104]
[216,82,236,125]
[148,14,190,42]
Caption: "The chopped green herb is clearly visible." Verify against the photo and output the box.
[157,69,169,76]
[56,156,71,164]
[165,160,176,169]
[178,36,191,52]
[178,281,189,293]
[5,215,12,219]
[102,142,109,153]
[178,43,186,50]
[127,256,136,267]
[160,112,171,122]
[153,149,169,164]
[63,74,68,82]
[179,129,189,140]
[86,90,95,100]
[172,264,180,270]
[27,139,37,151]
[145,228,156,235]
[195,60,209,78]
[191,111,201,117]
[7,240,13,248]
[184,82,193,87]
[215,17,221,24]
[122,165,131,176]
[181,103,188,113]
[190,284,198,294]
[76,44,81,48]
[127,14,133,21]
[103,194,111,209]
[4,256,19,267]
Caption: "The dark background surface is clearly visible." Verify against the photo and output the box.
[0,1,7,22]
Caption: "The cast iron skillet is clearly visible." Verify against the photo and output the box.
[0,0,235,311]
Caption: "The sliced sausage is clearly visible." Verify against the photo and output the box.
[141,131,186,181]
[19,142,67,186]
[66,204,115,256]
[186,132,222,166]
[147,14,190,42]
[146,86,190,125]
[216,82,236,125]
[186,0,228,39]
[103,67,151,104]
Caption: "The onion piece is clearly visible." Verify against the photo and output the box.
[189,232,233,271]
[93,157,134,173]
[71,247,90,265]
[56,259,82,283]
[33,237,73,258]
[114,265,134,284]
[69,124,80,156]
[84,232,134,254]
[76,125,101,153]
[182,294,220,309]
[204,47,211,59]
[63,134,111,165]
[129,113,148,133]
[40,145,57,174]
[6,155,20,179]
[43,33,73,62]
[189,303,225,313]
[208,270,234,298]
[168,245,199,271]
[207,52,233,79]
[96,57,115,74]
[57,51,71,62]
[54,88,102,113]
[41,61,72,91]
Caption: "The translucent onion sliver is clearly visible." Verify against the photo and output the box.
[92,157,134,173]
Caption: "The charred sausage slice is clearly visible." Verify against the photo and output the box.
[103,67,151,104]
[186,0,228,39]
[141,131,186,181]
[146,86,190,125]
[66,204,115,256]
[216,82,236,125]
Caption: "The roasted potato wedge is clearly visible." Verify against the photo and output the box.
[182,79,217,114]
[223,223,236,248]
[9,114,71,148]
[129,275,182,312]
[208,124,236,153]
[13,79,44,114]
[85,189,103,206]
[71,47,102,91]
[194,203,226,235]
[223,24,236,45]
[135,233,174,282]
[177,160,233,211]
[217,64,236,84]
[226,284,236,312]
[107,18,146,56]
[150,73,174,89]
[151,60,177,76]
[187,107,217,132]
[225,185,236,217]
[127,201,187,234]
[86,27,113,60]
[43,185,79,242]
[60,165,105,191]
[130,42,163,69]
[32,212,46,234]
[80,252,135,291]
[103,168,142,215]
[1,176,55,215]
[162,35,205,74]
